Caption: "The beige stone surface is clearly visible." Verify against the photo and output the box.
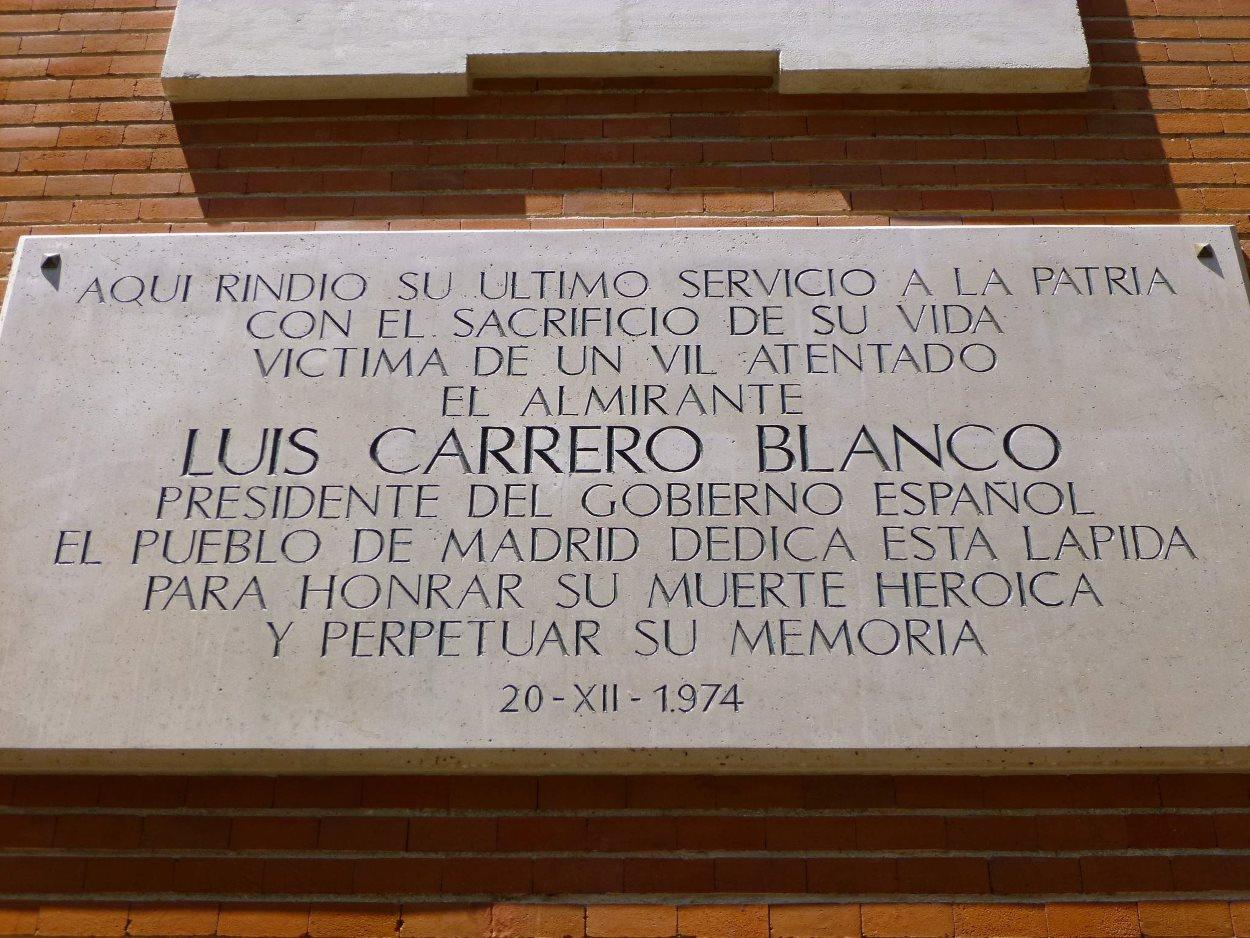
[161,0,1090,101]
[0,225,1245,773]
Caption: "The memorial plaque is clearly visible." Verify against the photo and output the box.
[1,226,1248,772]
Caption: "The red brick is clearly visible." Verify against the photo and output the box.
[900,780,985,810]
[231,817,320,850]
[807,859,899,895]
[1230,903,1250,937]
[319,818,409,852]
[1126,814,1218,848]
[217,904,310,937]
[856,816,945,850]
[490,904,584,938]
[677,816,766,850]
[81,148,149,171]
[954,904,1048,937]
[803,778,896,808]
[52,815,142,849]
[766,817,855,851]
[0,127,59,148]
[400,905,490,938]
[990,858,1083,895]
[1159,776,1250,807]
[0,13,60,31]
[272,780,365,810]
[1047,904,1141,938]
[946,816,1038,850]
[4,198,71,223]
[141,815,231,848]
[624,778,707,809]
[0,858,84,894]
[0,906,38,937]
[1080,856,1174,894]
[632,192,701,214]
[308,905,400,937]
[360,777,450,809]
[35,905,127,936]
[441,858,532,895]
[600,167,670,189]
[25,135,112,169]
[70,198,139,222]
[1138,902,1232,937]
[408,818,496,852]
[85,857,176,893]
[127,905,219,936]
[714,859,807,893]
[0,815,55,847]
[110,171,182,194]
[774,190,851,213]
[497,818,587,851]
[580,817,672,851]
[262,858,356,895]
[96,776,188,808]
[353,858,442,897]
[172,860,265,895]
[561,192,633,215]
[621,859,715,894]
[185,777,274,808]
[586,905,675,938]
[531,858,624,894]
[769,905,861,938]
[1037,816,1129,851]
[862,904,953,938]
[678,906,768,938]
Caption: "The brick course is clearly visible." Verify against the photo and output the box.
[4,901,1250,938]
[0,774,1244,907]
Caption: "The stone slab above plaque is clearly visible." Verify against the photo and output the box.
[0,225,1247,773]
[161,0,1090,101]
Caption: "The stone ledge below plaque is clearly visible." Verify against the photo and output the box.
[1,747,1249,775]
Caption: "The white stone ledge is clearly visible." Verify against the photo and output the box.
[2,746,1249,775]
[161,0,1091,102]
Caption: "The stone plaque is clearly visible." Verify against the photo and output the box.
[162,0,1089,100]
[0,226,1248,772]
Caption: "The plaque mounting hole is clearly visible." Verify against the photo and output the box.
[40,253,61,290]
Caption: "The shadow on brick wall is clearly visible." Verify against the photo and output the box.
[166,0,1180,229]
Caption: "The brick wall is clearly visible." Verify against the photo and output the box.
[5,0,1250,932]
[5,0,1250,291]
[1,774,1250,931]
